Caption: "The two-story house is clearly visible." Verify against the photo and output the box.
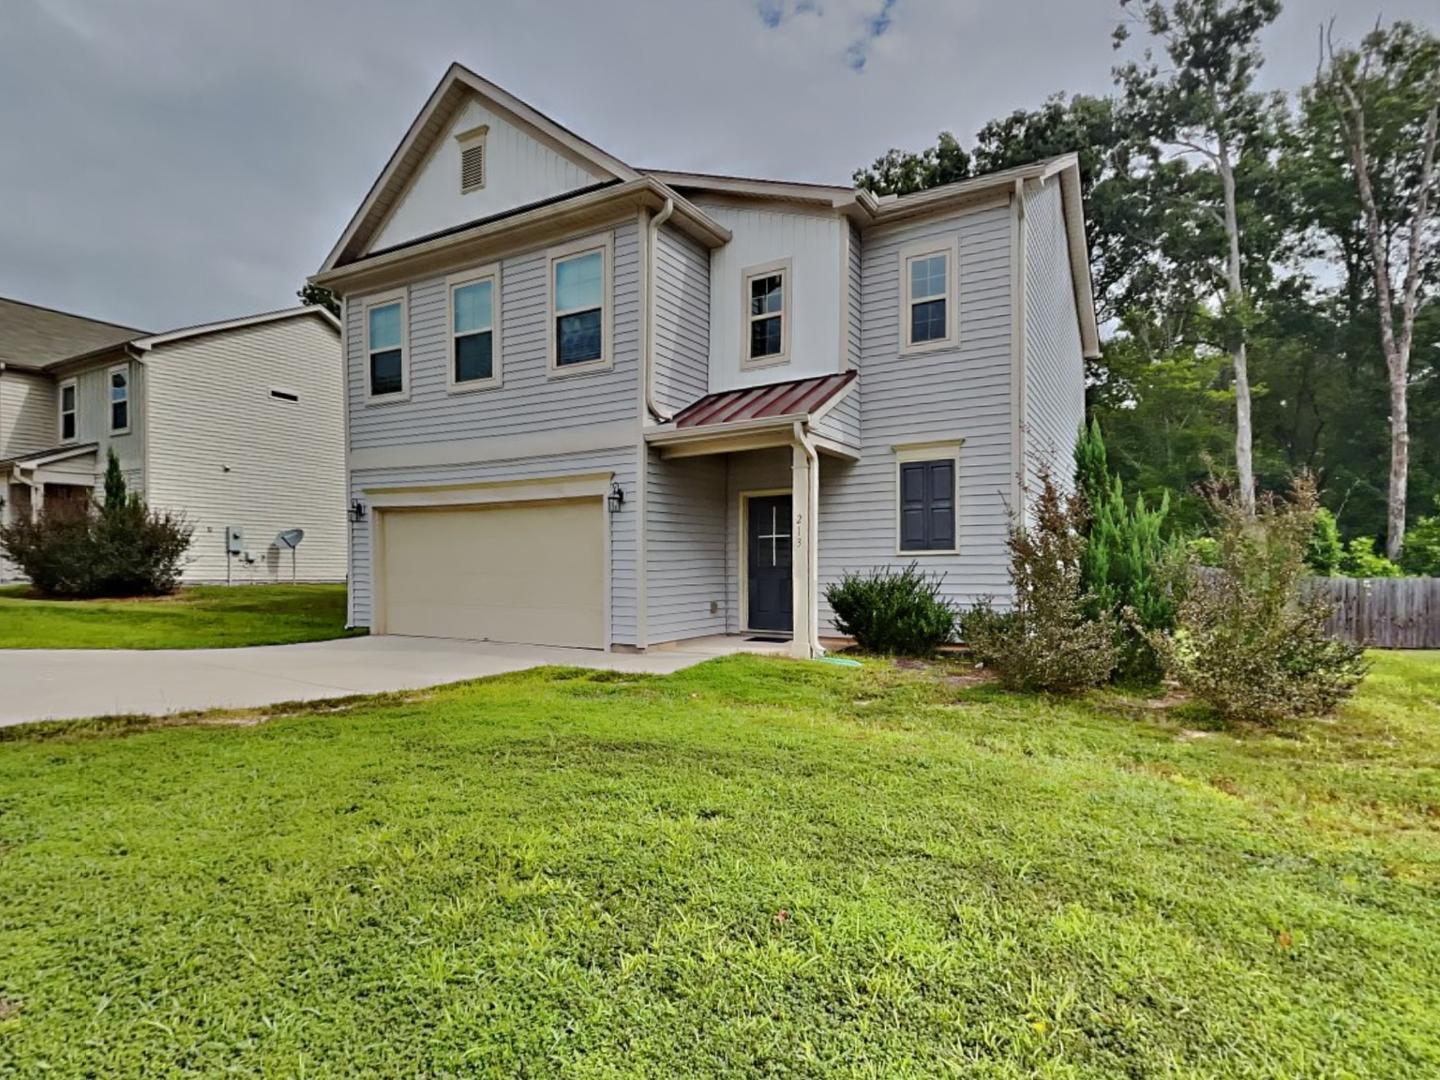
[310,64,1100,658]
[0,299,348,584]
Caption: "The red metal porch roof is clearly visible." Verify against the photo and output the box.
[672,370,856,429]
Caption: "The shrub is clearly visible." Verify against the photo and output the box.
[0,452,192,598]
[1339,535,1403,578]
[962,471,1117,692]
[1401,495,1440,576]
[1075,418,1180,683]
[1152,475,1368,726]
[1305,507,1343,576]
[825,563,957,656]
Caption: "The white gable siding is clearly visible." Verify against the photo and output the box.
[818,200,1016,629]
[370,97,605,254]
[1022,177,1086,496]
[652,224,710,416]
[0,370,56,459]
[699,203,846,392]
[144,316,347,583]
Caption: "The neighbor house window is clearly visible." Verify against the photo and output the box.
[900,238,958,353]
[447,266,500,390]
[108,363,130,433]
[58,378,77,441]
[456,124,488,193]
[549,236,610,373]
[743,259,791,367]
[895,442,961,553]
[365,291,407,399]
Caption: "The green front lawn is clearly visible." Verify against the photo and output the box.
[1,652,1437,1076]
[0,583,362,649]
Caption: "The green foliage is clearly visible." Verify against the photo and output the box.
[1075,419,1181,683]
[963,471,1117,692]
[0,451,193,598]
[1401,495,1440,576]
[852,131,970,197]
[1339,536,1403,579]
[1154,476,1369,726]
[297,281,341,317]
[1306,506,1343,575]
[825,563,957,656]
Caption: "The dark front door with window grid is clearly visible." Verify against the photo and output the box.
[747,494,792,633]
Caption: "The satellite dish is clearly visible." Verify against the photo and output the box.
[275,528,304,549]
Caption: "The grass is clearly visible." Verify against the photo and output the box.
[0,583,362,649]
[0,652,1437,1077]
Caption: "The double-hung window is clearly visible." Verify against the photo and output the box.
[900,238,958,353]
[743,259,790,367]
[365,291,407,400]
[895,443,961,553]
[549,236,610,373]
[447,266,500,390]
[58,378,77,442]
[108,363,130,434]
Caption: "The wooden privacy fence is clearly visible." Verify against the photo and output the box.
[1303,576,1440,649]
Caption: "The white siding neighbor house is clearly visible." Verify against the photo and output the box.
[0,299,346,584]
[311,63,1100,657]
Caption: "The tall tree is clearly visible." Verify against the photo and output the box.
[1113,0,1284,514]
[1310,21,1440,559]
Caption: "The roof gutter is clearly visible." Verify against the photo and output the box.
[643,198,676,423]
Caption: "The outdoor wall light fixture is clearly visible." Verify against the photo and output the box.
[348,500,366,523]
[608,483,625,513]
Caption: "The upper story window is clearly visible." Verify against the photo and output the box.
[456,124,488,193]
[365,290,407,400]
[58,378,77,442]
[899,238,958,353]
[743,259,791,368]
[549,235,611,374]
[448,265,500,390]
[108,363,130,433]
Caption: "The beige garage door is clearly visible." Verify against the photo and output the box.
[379,499,605,648]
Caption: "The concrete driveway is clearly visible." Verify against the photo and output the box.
[0,634,785,728]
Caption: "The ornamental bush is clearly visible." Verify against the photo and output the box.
[0,452,192,598]
[962,471,1117,693]
[1152,475,1368,726]
[825,563,958,656]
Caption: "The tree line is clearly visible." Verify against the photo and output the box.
[854,0,1439,569]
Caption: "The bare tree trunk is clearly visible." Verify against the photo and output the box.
[1217,140,1255,515]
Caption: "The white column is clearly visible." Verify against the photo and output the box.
[790,438,818,659]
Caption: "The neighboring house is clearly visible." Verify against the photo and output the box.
[0,298,347,584]
[310,64,1100,657]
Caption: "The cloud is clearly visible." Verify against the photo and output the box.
[844,0,898,71]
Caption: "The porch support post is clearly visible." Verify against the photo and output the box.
[790,430,820,660]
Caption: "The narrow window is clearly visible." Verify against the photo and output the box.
[109,364,130,433]
[553,249,604,368]
[743,260,790,366]
[366,299,405,397]
[900,240,956,352]
[451,275,496,385]
[269,388,300,403]
[58,379,77,441]
[899,458,956,552]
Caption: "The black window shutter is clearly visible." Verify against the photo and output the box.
[899,459,956,551]
[900,463,928,550]
[927,460,954,549]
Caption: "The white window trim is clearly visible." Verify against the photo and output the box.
[898,237,960,355]
[893,439,963,556]
[446,264,503,394]
[363,287,409,404]
[741,257,793,370]
[456,124,489,194]
[107,362,131,435]
[546,232,613,378]
[57,376,78,443]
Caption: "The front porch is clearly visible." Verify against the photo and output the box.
[0,444,100,577]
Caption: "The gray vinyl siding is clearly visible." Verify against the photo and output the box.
[644,449,727,643]
[812,385,861,452]
[144,316,347,583]
[725,447,792,634]
[652,224,710,415]
[818,201,1016,629]
[71,360,145,485]
[348,446,639,643]
[1023,178,1086,496]
[846,223,863,370]
[0,370,56,459]
[346,219,642,452]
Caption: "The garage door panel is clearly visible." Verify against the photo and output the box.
[380,500,605,648]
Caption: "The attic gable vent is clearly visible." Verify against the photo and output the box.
[457,124,489,194]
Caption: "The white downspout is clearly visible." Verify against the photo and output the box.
[792,419,825,659]
[644,198,675,423]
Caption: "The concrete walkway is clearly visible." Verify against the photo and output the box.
[0,634,787,727]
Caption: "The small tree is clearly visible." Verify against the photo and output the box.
[1305,507,1343,575]
[964,471,1117,693]
[1401,495,1440,576]
[1153,475,1368,725]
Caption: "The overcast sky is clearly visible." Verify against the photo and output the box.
[2,0,1434,332]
